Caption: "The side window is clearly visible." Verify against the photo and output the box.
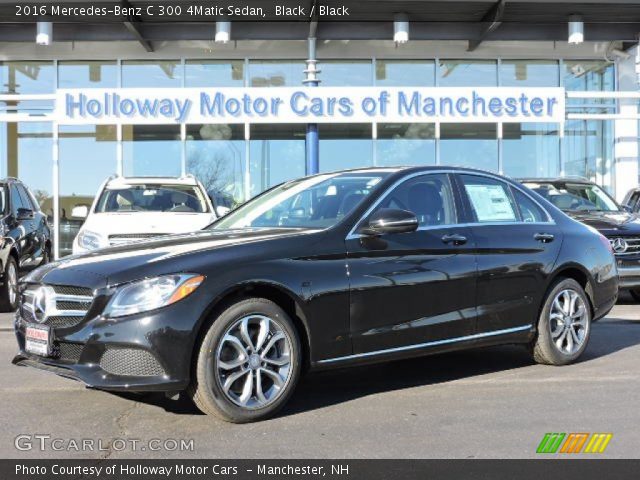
[18,185,36,211]
[10,184,25,215]
[459,175,518,223]
[375,174,457,227]
[512,188,548,223]
[630,192,640,210]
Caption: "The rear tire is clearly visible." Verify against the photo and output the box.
[188,298,302,423]
[532,278,591,366]
[0,256,19,312]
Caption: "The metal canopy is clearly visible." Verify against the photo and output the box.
[0,1,639,44]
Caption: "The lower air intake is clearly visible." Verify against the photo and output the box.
[99,347,165,377]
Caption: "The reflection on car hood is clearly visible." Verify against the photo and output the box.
[565,210,640,234]
[24,228,315,288]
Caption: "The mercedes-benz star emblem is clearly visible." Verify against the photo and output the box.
[610,238,629,254]
[31,286,55,323]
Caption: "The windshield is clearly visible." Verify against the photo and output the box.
[524,182,619,212]
[211,172,388,230]
[96,184,209,213]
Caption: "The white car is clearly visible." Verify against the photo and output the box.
[72,175,219,254]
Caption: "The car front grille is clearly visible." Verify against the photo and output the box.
[20,285,94,331]
[52,342,84,363]
[108,233,167,246]
[99,347,165,377]
[608,236,640,256]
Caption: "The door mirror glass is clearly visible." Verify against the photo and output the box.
[16,207,33,220]
[71,205,89,219]
[360,208,418,236]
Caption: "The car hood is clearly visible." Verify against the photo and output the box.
[81,212,217,236]
[565,210,640,235]
[24,227,317,289]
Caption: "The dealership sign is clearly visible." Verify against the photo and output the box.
[56,87,565,125]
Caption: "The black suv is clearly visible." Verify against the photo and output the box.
[0,178,51,311]
[521,177,640,300]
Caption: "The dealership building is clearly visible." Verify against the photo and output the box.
[1,0,640,258]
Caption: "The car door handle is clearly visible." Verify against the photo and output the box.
[534,233,555,243]
[441,234,467,246]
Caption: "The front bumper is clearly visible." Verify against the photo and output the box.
[617,264,640,289]
[12,290,209,392]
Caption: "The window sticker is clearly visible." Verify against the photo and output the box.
[465,184,517,222]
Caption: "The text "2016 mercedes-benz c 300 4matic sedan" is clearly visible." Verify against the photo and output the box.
[13,167,618,423]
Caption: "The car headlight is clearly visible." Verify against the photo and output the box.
[77,230,105,251]
[104,274,205,318]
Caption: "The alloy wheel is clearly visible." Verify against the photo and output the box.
[7,262,17,306]
[215,314,293,409]
[549,289,589,355]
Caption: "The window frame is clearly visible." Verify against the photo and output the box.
[347,171,463,239]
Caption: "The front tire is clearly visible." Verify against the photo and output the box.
[0,256,19,312]
[532,278,591,366]
[189,298,301,423]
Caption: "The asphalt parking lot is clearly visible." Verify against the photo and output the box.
[1,295,639,460]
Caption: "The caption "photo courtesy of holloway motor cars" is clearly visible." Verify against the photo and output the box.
[2,0,640,479]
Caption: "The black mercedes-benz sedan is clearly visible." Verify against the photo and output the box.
[13,167,617,423]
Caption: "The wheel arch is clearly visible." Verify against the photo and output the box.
[544,264,595,318]
[190,281,313,378]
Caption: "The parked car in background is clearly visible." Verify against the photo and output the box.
[14,167,617,422]
[0,177,51,311]
[521,177,640,300]
[72,175,217,254]
[622,186,640,213]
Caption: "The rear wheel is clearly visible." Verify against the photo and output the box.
[531,278,591,366]
[0,256,19,312]
[189,298,301,423]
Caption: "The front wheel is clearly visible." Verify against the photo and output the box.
[0,256,19,312]
[531,278,591,366]
[189,298,302,423]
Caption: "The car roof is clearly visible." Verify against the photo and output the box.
[105,176,200,188]
[518,177,594,185]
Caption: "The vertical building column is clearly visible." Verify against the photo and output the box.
[304,31,320,175]
[614,46,639,202]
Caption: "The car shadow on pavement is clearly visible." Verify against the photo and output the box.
[109,315,640,418]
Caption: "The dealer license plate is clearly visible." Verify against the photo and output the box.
[25,324,52,357]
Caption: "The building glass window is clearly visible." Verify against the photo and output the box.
[58,61,118,88]
[503,123,560,178]
[376,123,436,166]
[376,60,435,86]
[563,60,615,92]
[440,123,498,172]
[563,120,614,189]
[123,125,181,177]
[185,60,244,87]
[121,60,182,88]
[319,124,373,172]
[58,124,117,257]
[248,61,305,87]
[0,61,55,93]
[249,124,305,196]
[187,124,246,206]
[500,60,560,87]
[0,121,53,217]
[322,61,373,86]
[439,60,497,87]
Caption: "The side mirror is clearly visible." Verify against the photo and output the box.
[71,205,89,219]
[16,207,34,220]
[360,208,418,236]
[215,206,230,217]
